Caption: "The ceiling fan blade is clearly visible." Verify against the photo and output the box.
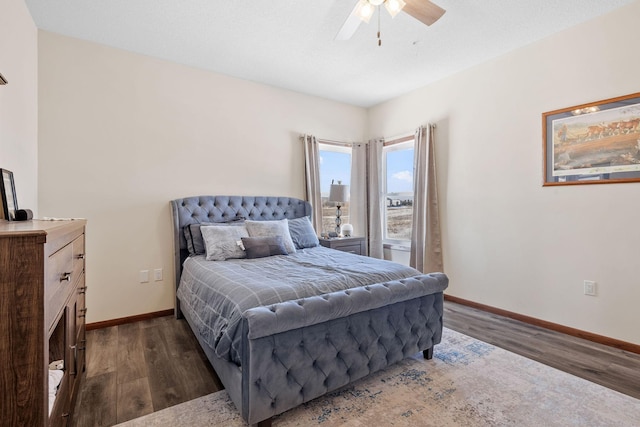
[335,3,363,41]
[403,0,446,26]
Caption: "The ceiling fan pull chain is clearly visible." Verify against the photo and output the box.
[377,6,382,46]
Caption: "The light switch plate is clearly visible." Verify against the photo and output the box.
[139,270,149,283]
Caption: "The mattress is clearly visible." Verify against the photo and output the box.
[177,245,422,364]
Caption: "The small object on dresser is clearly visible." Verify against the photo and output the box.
[341,223,353,237]
[14,208,33,221]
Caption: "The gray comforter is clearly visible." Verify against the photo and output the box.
[177,246,422,364]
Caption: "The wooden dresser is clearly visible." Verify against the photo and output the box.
[0,220,87,426]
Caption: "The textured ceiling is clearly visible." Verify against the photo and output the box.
[25,0,635,107]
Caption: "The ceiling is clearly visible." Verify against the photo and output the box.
[25,0,635,108]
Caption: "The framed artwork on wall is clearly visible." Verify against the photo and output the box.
[543,92,640,186]
[0,169,18,221]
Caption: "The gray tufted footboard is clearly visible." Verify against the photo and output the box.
[233,273,448,424]
[241,290,446,424]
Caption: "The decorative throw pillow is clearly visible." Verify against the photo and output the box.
[201,224,249,261]
[184,221,245,256]
[184,223,207,255]
[287,216,319,249]
[245,219,296,254]
[241,236,288,259]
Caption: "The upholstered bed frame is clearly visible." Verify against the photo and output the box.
[171,196,448,426]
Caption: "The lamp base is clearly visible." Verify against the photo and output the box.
[335,205,342,236]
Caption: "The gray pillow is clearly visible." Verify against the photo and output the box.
[288,216,319,249]
[184,220,245,256]
[245,219,296,254]
[201,224,249,261]
[241,236,288,259]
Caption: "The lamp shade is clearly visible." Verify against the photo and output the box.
[329,183,349,203]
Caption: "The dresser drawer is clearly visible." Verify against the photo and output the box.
[71,235,85,286]
[75,272,86,340]
[45,244,74,331]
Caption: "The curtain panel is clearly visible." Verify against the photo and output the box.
[410,125,443,273]
[368,138,385,259]
[302,134,323,233]
[350,143,368,241]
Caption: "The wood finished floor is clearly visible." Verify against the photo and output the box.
[72,301,640,426]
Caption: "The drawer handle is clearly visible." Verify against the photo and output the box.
[79,286,88,294]
[69,344,77,375]
[60,272,72,282]
[76,253,85,260]
[62,413,70,418]
[79,308,88,314]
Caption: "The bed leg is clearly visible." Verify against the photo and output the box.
[256,417,273,427]
[175,301,184,319]
[423,347,434,360]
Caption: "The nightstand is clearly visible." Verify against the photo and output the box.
[319,236,366,256]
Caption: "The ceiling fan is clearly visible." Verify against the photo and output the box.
[335,0,446,43]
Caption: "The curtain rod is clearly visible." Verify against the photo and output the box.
[318,139,352,147]
[382,123,436,146]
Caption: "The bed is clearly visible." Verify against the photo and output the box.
[171,195,448,426]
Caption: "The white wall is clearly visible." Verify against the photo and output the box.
[0,0,38,214]
[38,32,367,323]
[369,1,640,344]
[36,2,640,344]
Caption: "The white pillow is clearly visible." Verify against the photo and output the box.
[245,219,296,254]
[201,224,249,261]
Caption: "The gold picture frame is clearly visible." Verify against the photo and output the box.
[543,92,640,186]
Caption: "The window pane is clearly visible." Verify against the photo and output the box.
[319,147,351,235]
[385,146,414,241]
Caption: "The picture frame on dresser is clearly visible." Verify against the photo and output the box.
[0,168,18,220]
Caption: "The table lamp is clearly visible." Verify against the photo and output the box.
[329,180,349,236]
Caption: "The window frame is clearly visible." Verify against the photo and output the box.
[318,142,353,236]
[382,137,415,246]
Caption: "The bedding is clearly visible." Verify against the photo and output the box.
[171,196,448,426]
[177,245,422,364]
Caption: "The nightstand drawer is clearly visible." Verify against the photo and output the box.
[336,244,362,254]
[319,236,366,256]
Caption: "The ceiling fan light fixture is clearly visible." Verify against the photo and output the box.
[355,0,375,23]
[384,0,406,17]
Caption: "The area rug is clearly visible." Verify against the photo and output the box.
[117,328,639,426]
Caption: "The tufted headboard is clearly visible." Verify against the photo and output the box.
[170,195,312,316]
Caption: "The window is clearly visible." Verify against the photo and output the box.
[318,143,351,236]
[383,138,414,244]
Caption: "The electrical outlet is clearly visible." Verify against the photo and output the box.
[139,270,149,283]
[154,268,163,282]
[584,280,596,296]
